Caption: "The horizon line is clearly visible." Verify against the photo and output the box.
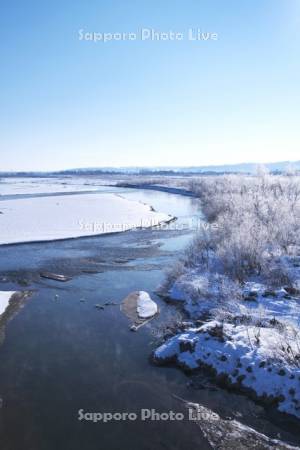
[1,159,300,174]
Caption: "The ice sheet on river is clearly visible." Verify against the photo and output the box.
[0,193,172,244]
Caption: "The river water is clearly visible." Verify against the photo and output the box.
[0,187,299,449]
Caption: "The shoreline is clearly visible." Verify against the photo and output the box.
[114,183,197,198]
[151,176,300,422]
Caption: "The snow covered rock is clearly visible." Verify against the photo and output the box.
[136,291,158,319]
[121,291,158,330]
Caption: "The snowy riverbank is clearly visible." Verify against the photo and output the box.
[155,269,300,419]
[154,174,300,420]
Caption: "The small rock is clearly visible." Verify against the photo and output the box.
[179,340,196,353]
[284,286,300,296]
[94,304,104,310]
[262,290,277,298]
[237,374,246,383]
[243,295,258,302]
[248,291,258,298]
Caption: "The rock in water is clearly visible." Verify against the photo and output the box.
[121,291,158,330]
[136,291,158,319]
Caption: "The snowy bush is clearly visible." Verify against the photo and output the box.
[188,173,300,284]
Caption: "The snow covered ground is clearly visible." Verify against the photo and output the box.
[0,192,172,245]
[154,174,300,419]
[0,177,105,196]
[155,319,300,418]
[156,266,300,419]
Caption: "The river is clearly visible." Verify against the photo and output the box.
[0,186,299,449]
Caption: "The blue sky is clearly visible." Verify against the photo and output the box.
[0,0,299,171]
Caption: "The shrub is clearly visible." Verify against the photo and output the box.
[187,173,300,284]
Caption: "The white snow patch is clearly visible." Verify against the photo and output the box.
[168,269,238,317]
[0,291,16,315]
[136,291,158,319]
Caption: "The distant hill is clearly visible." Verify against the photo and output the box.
[1,161,300,176]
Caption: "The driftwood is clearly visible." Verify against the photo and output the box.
[40,271,72,282]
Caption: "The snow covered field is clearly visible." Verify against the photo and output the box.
[0,191,172,245]
[0,177,105,196]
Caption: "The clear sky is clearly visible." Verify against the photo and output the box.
[0,0,299,171]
